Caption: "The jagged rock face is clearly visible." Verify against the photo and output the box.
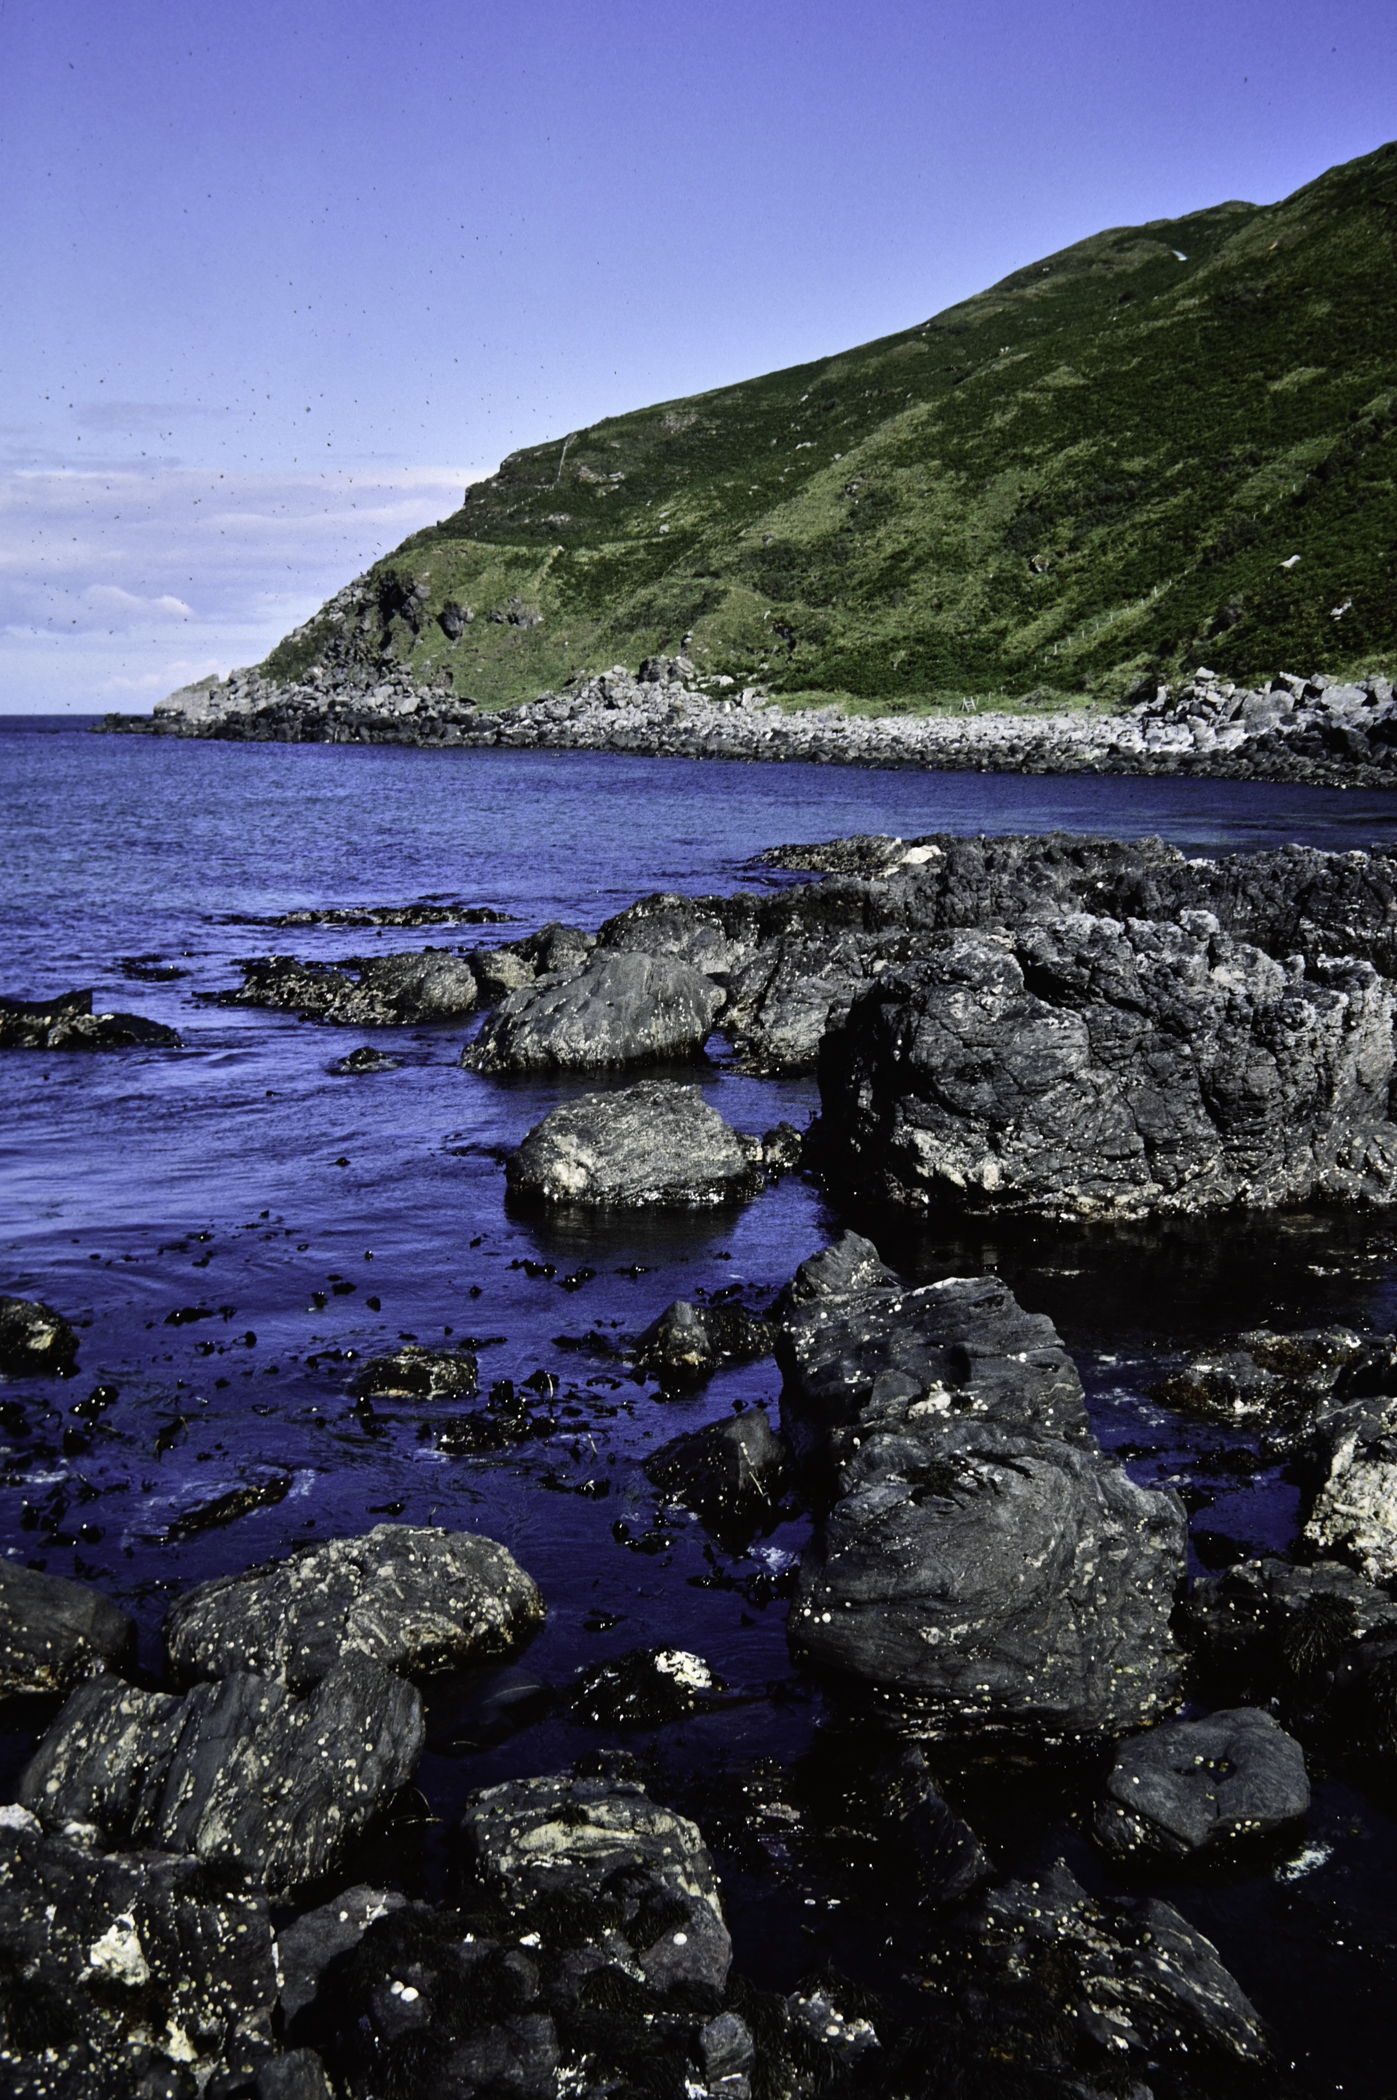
[19,1652,424,1898]
[0,1817,278,2097]
[817,915,1397,1219]
[506,1081,763,1207]
[1095,1706,1310,1856]
[0,1294,78,1376]
[968,1859,1268,2063]
[162,1524,544,1689]
[0,1563,136,1695]
[0,990,181,1051]
[463,951,722,1073]
[223,949,477,1026]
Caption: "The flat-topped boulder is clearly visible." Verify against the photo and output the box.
[19,1651,424,1898]
[0,990,181,1051]
[463,950,722,1072]
[0,1563,136,1694]
[818,916,1397,1219]
[0,1293,78,1375]
[164,1523,543,1689]
[1095,1706,1309,1856]
[507,1080,764,1207]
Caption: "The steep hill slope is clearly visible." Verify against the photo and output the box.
[259,140,1397,714]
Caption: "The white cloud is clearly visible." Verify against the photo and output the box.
[0,461,486,712]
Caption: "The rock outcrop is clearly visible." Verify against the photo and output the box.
[0,1563,137,1695]
[817,916,1397,1219]
[0,990,181,1050]
[220,948,477,1025]
[463,951,722,1072]
[506,1081,764,1207]
[19,1652,424,1897]
[163,1524,544,1689]
[0,1295,78,1376]
[1094,1707,1310,1856]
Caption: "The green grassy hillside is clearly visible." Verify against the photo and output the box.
[264,140,1397,712]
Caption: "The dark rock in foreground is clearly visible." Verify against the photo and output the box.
[633,1297,777,1386]
[222,947,477,1025]
[1095,1706,1309,1856]
[0,989,181,1050]
[969,1858,1268,2064]
[356,1344,479,1401]
[0,1294,78,1375]
[885,1748,993,1905]
[163,1523,543,1688]
[819,916,1397,1219]
[507,1081,764,1207]
[19,1651,424,1897]
[0,1814,277,2097]
[275,1883,410,2025]
[645,1409,788,1533]
[463,950,722,1072]
[571,1645,724,1728]
[0,1562,136,1694]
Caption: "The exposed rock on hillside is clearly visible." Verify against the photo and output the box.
[817,916,1397,1219]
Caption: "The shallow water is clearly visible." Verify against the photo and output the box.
[4,718,1397,2092]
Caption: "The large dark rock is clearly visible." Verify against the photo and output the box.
[460,1768,732,2001]
[0,1812,277,2095]
[463,951,722,1072]
[275,1884,409,2026]
[223,948,476,1025]
[0,1294,78,1375]
[506,1081,763,1207]
[1181,1554,1397,1705]
[790,1418,1186,1735]
[818,917,1397,1219]
[645,1409,788,1533]
[163,1524,544,1689]
[0,990,181,1050]
[968,1858,1268,2064]
[1095,1706,1309,1856]
[19,1651,424,1898]
[633,1298,776,1387]
[0,1563,136,1694]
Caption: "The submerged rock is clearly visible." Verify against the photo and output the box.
[645,1409,788,1533]
[0,1294,78,1375]
[223,947,477,1026]
[19,1651,424,1897]
[633,1297,777,1386]
[507,1081,764,1207]
[330,1044,403,1074]
[817,916,1397,1219]
[0,1562,136,1695]
[163,1523,543,1688]
[463,951,722,1072]
[356,1344,479,1401]
[0,1816,277,2096]
[1095,1706,1309,1856]
[0,989,182,1050]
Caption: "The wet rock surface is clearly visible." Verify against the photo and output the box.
[464,950,723,1072]
[0,989,181,1050]
[355,1344,479,1401]
[645,1409,788,1534]
[0,1293,79,1376]
[1303,1392,1397,1579]
[571,1646,725,1729]
[220,948,477,1025]
[633,1297,777,1387]
[163,1523,544,1688]
[330,1044,403,1074]
[507,1081,765,1207]
[0,1561,137,1694]
[1095,1706,1310,1856]
[18,1651,425,1896]
[817,917,1397,1219]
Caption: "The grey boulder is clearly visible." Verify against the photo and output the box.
[19,1650,424,1898]
[506,1081,763,1207]
[818,915,1397,1219]
[0,1562,136,1694]
[1095,1706,1309,1855]
[0,1293,78,1376]
[1303,1393,1397,1579]
[163,1523,544,1689]
[463,950,722,1072]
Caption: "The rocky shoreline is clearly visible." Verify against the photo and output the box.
[95,656,1397,789]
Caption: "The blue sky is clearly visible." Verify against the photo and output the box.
[3,0,1394,712]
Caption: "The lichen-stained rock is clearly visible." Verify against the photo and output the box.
[968,1858,1268,2064]
[18,1651,424,1898]
[163,1524,543,1689]
[1304,1394,1397,1579]
[777,1254,1090,1465]
[0,989,182,1051]
[460,1768,732,2002]
[1095,1706,1310,1856]
[507,1081,763,1207]
[0,1294,79,1376]
[817,914,1397,1219]
[463,951,723,1073]
[0,1563,137,1695]
[789,1421,1186,1735]
[221,947,477,1026]
[0,1814,277,2095]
